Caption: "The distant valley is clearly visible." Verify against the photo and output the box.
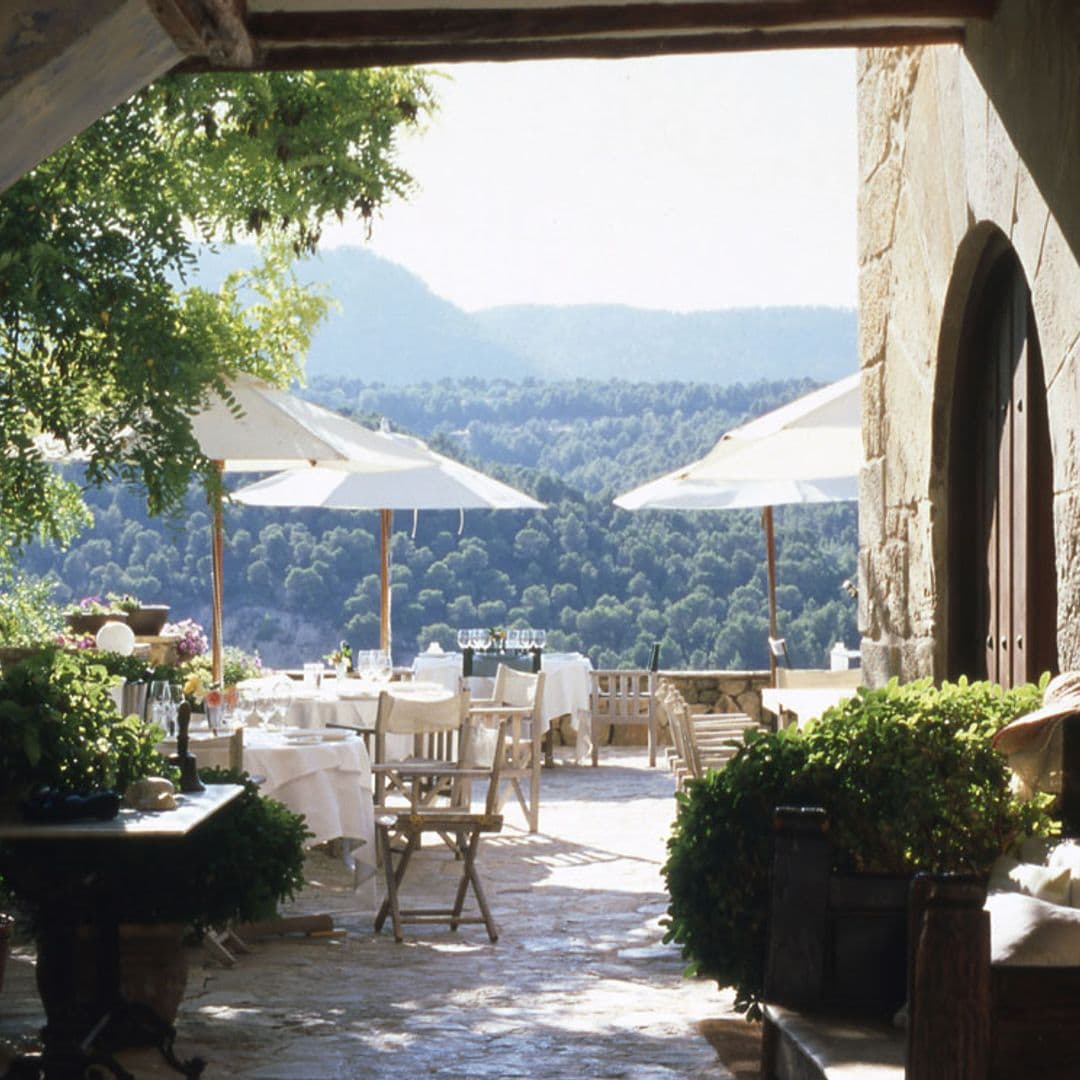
[192,245,857,386]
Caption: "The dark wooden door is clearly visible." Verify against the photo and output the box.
[949,250,1056,687]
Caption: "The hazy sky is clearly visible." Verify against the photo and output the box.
[321,52,859,313]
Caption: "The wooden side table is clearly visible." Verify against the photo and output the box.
[0,785,242,1079]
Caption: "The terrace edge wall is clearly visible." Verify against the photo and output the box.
[856,1,1080,685]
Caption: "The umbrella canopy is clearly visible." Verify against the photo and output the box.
[191,373,430,474]
[614,374,861,678]
[190,375,424,680]
[232,423,544,654]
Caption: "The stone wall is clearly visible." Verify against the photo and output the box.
[856,1,1080,684]
[658,670,770,726]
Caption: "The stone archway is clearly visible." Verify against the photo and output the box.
[943,237,1057,686]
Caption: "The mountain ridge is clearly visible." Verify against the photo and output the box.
[191,245,857,385]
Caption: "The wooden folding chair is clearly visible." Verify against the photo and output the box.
[589,669,658,766]
[469,665,546,833]
[371,688,472,860]
[374,719,507,943]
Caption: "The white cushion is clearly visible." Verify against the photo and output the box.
[987,891,1080,966]
[988,853,1071,905]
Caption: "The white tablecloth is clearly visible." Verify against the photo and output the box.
[284,684,375,731]
[412,652,461,692]
[243,728,375,906]
[760,686,857,730]
[160,721,377,905]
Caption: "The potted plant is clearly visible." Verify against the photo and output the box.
[176,645,262,712]
[662,676,1056,1017]
[0,572,65,670]
[64,595,127,636]
[326,640,352,682]
[107,593,171,637]
[0,648,163,816]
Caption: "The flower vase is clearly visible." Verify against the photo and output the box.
[335,661,349,684]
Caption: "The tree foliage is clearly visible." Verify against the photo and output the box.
[0,68,435,557]
[14,377,859,671]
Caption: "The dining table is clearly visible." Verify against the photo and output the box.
[162,716,378,907]
[412,650,595,758]
[760,685,858,730]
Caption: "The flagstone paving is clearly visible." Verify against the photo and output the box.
[1,748,744,1078]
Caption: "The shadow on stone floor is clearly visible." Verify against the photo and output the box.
[0,749,739,1078]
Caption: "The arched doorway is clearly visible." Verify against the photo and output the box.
[947,245,1057,687]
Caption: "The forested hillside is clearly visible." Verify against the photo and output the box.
[18,378,858,671]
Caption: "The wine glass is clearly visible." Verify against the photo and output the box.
[534,629,547,650]
[238,686,258,727]
[254,686,276,730]
[456,628,469,651]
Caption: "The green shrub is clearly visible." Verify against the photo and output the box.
[662,676,1056,1016]
[0,647,167,797]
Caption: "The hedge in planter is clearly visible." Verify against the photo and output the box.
[0,647,168,804]
[661,676,1056,1017]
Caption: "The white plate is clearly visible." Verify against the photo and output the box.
[284,728,353,744]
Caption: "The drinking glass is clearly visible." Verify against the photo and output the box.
[148,680,171,735]
[168,684,184,735]
[373,650,393,685]
[271,678,294,731]
[506,628,520,650]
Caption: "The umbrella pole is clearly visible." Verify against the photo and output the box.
[211,462,225,685]
[763,505,778,685]
[380,508,392,655]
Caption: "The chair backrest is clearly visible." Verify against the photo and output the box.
[492,665,546,717]
[374,689,471,803]
[192,728,244,772]
[655,686,687,766]
[777,667,862,689]
[590,669,655,723]
[457,718,507,817]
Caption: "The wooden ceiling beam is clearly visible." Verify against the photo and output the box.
[248,0,994,48]
[178,23,967,72]
[149,0,256,66]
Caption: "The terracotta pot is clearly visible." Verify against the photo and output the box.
[116,922,189,1024]
[0,646,42,672]
[36,921,189,1040]
[65,612,127,636]
[127,605,170,637]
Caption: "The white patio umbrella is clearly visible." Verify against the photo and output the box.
[614,373,861,678]
[190,375,426,681]
[232,421,544,654]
